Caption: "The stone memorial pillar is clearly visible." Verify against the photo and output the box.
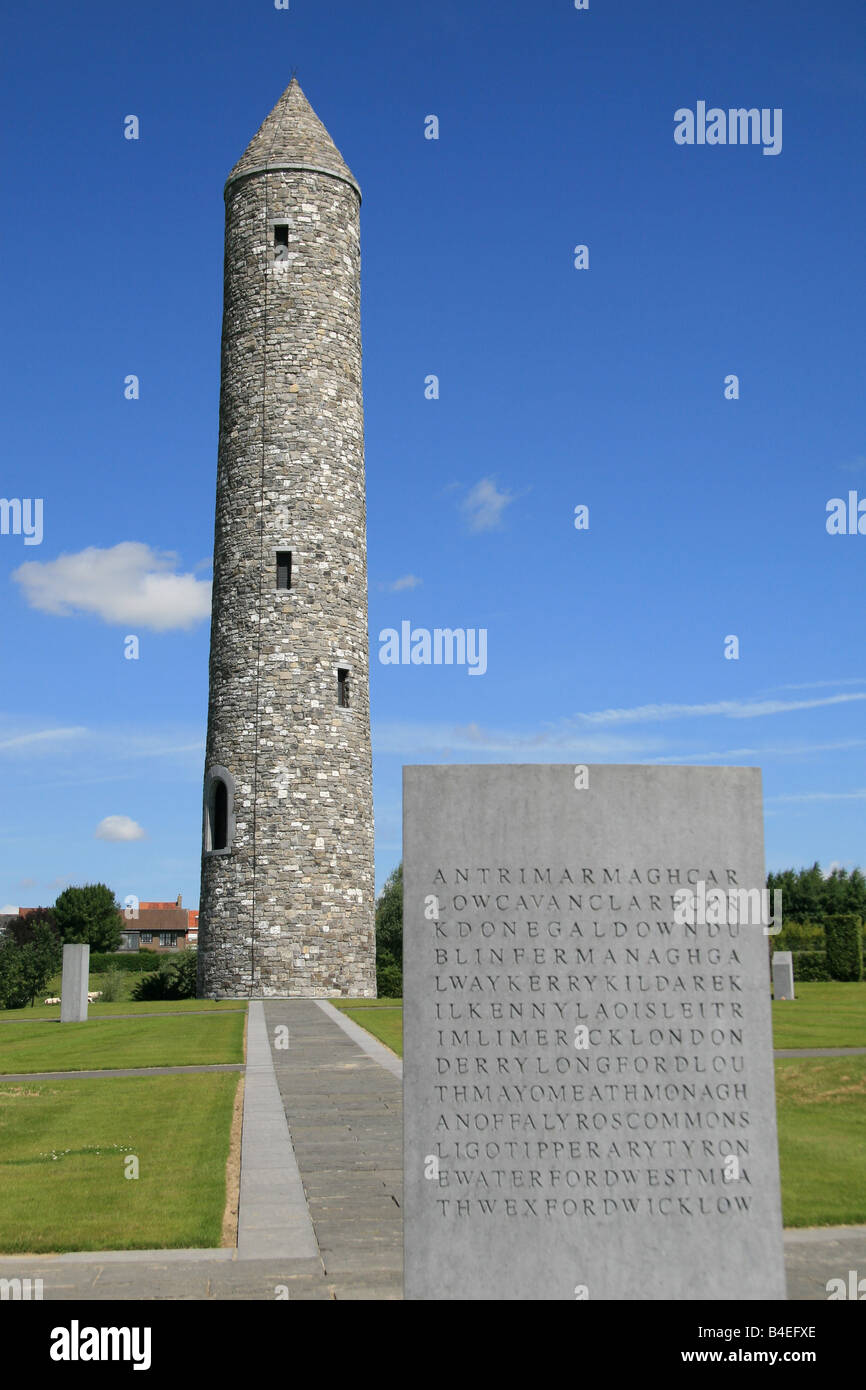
[403,764,786,1300]
[60,944,89,1023]
[772,950,795,1001]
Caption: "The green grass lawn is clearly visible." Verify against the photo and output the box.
[331,997,403,1056]
[331,982,866,1064]
[338,991,866,1227]
[0,1012,245,1074]
[771,981,866,1049]
[775,1057,866,1226]
[0,1073,238,1252]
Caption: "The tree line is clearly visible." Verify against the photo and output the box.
[766,864,866,924]
[374,861,866,995]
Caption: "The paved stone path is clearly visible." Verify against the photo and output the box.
[236,1002,319,1263]
[0,1001,863,1300]
[775,1047,866,1057]
[0,1009,247,1024]
[0,1064,244,1082]
[784,1225,866,1300]
[264,998,402,1298]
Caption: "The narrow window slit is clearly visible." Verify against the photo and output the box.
[212,779,228,851]
[337,668,350,708]
[276,551,292,590]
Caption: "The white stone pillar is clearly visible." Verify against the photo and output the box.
[60,943,90,1022]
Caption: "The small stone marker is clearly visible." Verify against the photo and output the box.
[60,944,90,1023]
[403,764,787,1300]
[772,951,795,1001]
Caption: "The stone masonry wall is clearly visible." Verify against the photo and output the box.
[198,164,376,998]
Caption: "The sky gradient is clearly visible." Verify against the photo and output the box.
[1,0,864,911]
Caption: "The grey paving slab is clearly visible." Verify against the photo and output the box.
[237,1000,319,1262]
[775,1047,866,1057]
[0,1064,244,1081]
[265,998,403,1288]
[0,1009,246,1024]
[784,1226,866,1300]
[314,999,403,1078]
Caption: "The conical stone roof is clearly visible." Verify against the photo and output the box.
[225,78,360,199]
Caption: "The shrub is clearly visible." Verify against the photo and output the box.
[172,950,198,998]
[375,863,402,998]
[824,914,863,982]
[131,950,198,1002]
[376,959,403,999]
[791,951,832,983]
[0,941,26,1009]
[98,968,126,1003]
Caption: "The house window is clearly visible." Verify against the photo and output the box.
[204,765,235,854]
[159,932,177,948]
[337,668,350,708]
[274,224,289,260]
[276,551,292,590]
[141,932,152,944]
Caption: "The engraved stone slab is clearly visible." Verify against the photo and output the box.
[60,944,89,1023]
[772,951,795,1001]
[403,765,786,1300]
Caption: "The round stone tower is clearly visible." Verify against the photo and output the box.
[198,79,376,998]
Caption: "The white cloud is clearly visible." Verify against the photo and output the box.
[765,678,866,692]
[648,738,866,763]
[824,860,853,876]
[381,574,422,593]
[94,815,147,842]
[373,720,658,758]
[13,543,212,631]
[573,693,866,726]
[460,478,515,532]
[0,726,87,753]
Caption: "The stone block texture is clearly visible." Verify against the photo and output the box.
[198,81,375,999]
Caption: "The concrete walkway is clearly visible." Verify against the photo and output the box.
[0,1064,244,1081]
[264,999,402,1299]
[0,1009,247,1024]
[775,1046,866,1057]
[1,1001,863,1300]
[236,1002,319,1263]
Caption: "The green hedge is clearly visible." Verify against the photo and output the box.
[771,921,825,952]
[791,950,832,983]
[824,914,863,982]
[89,951,161,973]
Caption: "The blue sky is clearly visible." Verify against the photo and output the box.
[1,0,864,910]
